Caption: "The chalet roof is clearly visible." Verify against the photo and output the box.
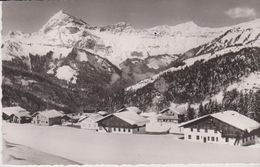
[3,106,27,116]
[114,111,149,126]
[11,111,31,118]
[179,110,260,132]
[79,114,103,123]
[160,106,186,115]
[97,111,108,116]
[117,106,142,114]
[35,109,64,118]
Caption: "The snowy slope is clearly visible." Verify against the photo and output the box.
[3,123,260,164]
[126,19,260,91]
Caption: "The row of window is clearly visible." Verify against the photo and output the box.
[158,119,177,123]
[99,127,140,132]
[188,135,219,142]
[243,136,255,143]
[113,127,131,132]
[190,128,217,133]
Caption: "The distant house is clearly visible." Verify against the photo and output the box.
[2,106,27,121]
[9,111,32,124]
[97,109,149,134]
[32,109,64,126]
[157,107,185,124]
[179,110,260,146]
[78,113,104,131]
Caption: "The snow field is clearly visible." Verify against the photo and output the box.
[2,123,260,164]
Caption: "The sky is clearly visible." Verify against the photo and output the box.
[2,0,260,35]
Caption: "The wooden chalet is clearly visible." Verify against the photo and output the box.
[97,108,149,134]
[2,106,32,123]
[158,107,185,124]
[179,110,260,146]
[78,113,104,131]
[32,109,64,126]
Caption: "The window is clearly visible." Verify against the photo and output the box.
[205,129,208,133]
[191,128,193,132]
[188,135,191,139]
[245,138,247,142]
[137,128,139,131]
[242,138,245,143]
[119,128,121,132]
[123,128,125,132]
[196,135,200,140]
[211,137,215,141]
[225,137,229,142]
[216,137,218,142]
[114,128,116,131]
[197,128,200,132]
[128,129,131,132]
[208,137,210,141]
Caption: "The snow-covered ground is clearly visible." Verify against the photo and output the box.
[2,122,260,164]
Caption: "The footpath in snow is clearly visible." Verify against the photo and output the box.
[2,123,260,164]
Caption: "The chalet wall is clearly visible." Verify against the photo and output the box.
[183,127,256,146]
[32,114,62,126]
[98,115,134,128]
[132,126,146,134]
[80,121,99,131]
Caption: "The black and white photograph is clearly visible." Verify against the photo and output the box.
[1,0,260,165]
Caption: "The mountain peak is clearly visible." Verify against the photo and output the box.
[40,10,89,33]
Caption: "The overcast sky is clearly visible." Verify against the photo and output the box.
[2,0,260,34]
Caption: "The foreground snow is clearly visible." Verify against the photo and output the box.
[2,140,80,165]
[2,123,260,164]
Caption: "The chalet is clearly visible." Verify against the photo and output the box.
[32,109,64,126]
[179,110,260,146]
[78,113,104,131]
[2,106,27,120]
[97,110,149,134]
[9,111,32,124]
[157,107,185,124]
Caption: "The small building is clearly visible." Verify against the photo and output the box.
[179,110,260,146]
[157,107,185,124]
[97,110,149,134]
[32,109,64,126]
[78,113,104,131]
[9,111,32,124]
[2,106,27,121]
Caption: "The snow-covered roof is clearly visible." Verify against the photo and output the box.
[180,110,260,132]
[36,109,64,118]
[12,111,31,118]
[211,111,260,132]
[2,106,27,116]
[97,111,108,116]
[117,106,142,114]
[79,114,103,123]
[114,111,149,126]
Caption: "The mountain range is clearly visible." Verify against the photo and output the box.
[2,10,260,121]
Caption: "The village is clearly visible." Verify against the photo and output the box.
[3,105,260,147]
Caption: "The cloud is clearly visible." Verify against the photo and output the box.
[225,7,256,19]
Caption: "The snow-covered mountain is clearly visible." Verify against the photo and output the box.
[2,10,260,117]
[2,10,227,67]
[126,18,260,92]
